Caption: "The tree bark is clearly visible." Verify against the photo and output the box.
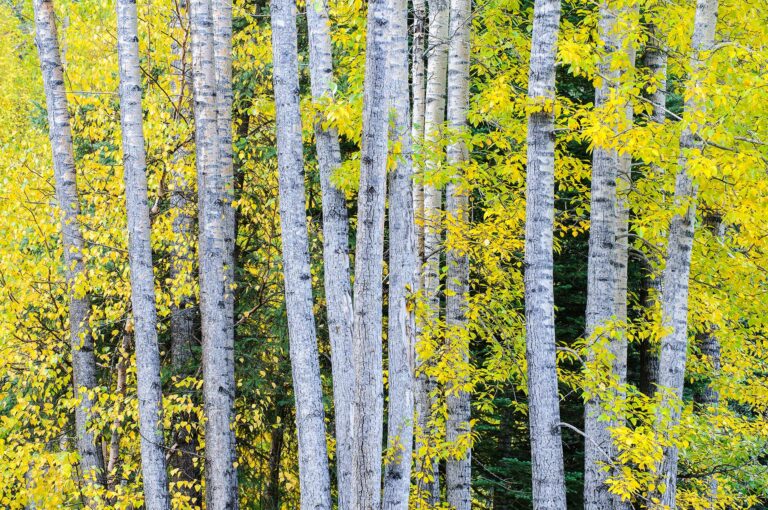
[523,0,567,508]
[32,0,106,499]
[655,0,719,506]
[417,0,450,504]
[305,2,355,507]
[445,0,472,507]
[583,4,620,508]
[116,1,173,506]
[350,0,391,507]
[381,0,416,507]
[270,0,333,508]
[189,0,239,506]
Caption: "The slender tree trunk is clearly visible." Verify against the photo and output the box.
[305,2,355,507]
[523,0,566,508]
[264,411,286,510]
[445,0,472,507]
[168,0,201,498]
[349,0,391,507]
[655,0,719,506]
[116,1,172,506]
[270,0,333,508]
[636,19,667,399]
[190,0,239,505]
[381,0,416,506]
[583,3,620,507]
[107,330,131,491]
[418,0,450,503]
[32,0,106,498]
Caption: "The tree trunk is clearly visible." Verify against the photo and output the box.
[305,2,355,507]
[445,0,472,507]
[418,0,450,504]
[381,0,416,507]
[189,0,239,506]
[264,412,286,510]
[270,0,333,508]
[523,0,567,508]
[350,0,391,507]
[107,330,131,491]
[655,0,719,506]
[32,0,106,499]
[116,1,173,506]
[583,3,620,507]
[168,0,201,499]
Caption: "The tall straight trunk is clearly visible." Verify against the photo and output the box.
[418,0,450,503]
[655,0,719,506]
[264,416,285,510]
[444,0,472,507]
[107,331,130,490]
[523,0,566,508]
[305,2,354,507]
[270,0,332,508]
[116,0,172,507]
[381,0,416,507]
[189,0,238,506]
[584,3,620,507]
[168,0,201,497]
[351,0,390,507]
[32,0,106,497]
[636,19,668,398]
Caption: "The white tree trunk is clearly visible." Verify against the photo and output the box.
[189,0,238,506]
[381,0,416,506]
[305,2,355,507]
[418,0,449,503]
[270,0,333,508]
[583,4,620,507]
[32,0,106,499]
[350,0,391,506]
[656,0,719,506]
[523,0,567,508]
[116,0,172,506]
[445,0,472,507]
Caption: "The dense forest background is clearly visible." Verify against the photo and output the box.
[1,0,767,508]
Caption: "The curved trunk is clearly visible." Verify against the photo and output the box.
[32,0,106,499]
[305,2,355,507]
[381,0,416,506]
[270,0,333,508]
[523,0,567,508]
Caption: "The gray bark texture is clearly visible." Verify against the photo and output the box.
[269,0,333,508]
[523,0,567,508]
[32,0,107,499]
[351,0,390,507]
[656,0,719,506]
[189,0,238,506]
[116,0,172,506]
[305,2,355,507]
[583,3,620,508]
[417,0,449,503]
[445,0,472,507]
[412,0,426,265]
[381,0,416,506]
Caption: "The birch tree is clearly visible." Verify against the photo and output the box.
[270,0,332,508]
[445,0,472,507]
[351,0,391,505]
[382,0,416,505]
[418,0,449,502]
[189,0,238,505]
[32,0,106,497]
[583,3,620,507]
[305,1,354,506]
[523,0,566,507]
[115,0,172,505]
[656,0,719,505]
